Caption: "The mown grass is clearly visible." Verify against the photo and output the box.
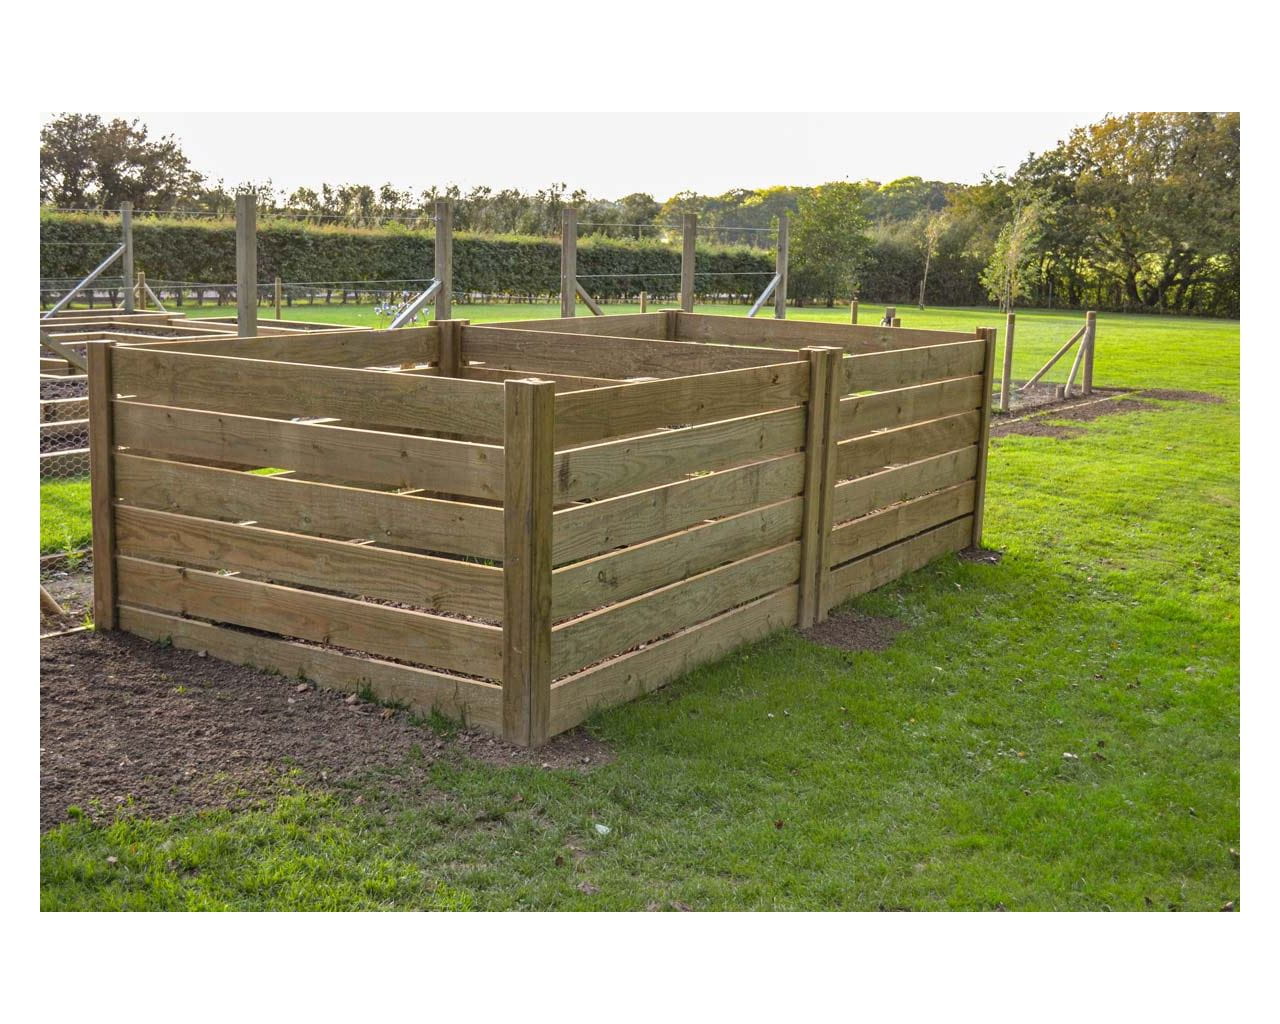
[40,306,1239,910]
[40,478,92,554]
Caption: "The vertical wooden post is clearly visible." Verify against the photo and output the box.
[1082,310,1096,396]
[503,379,555,747]
[236,194,257,338]
[87,341,117,629]
[884,306,896,326]
[971,328,997,550]
[774,212,789,319]
[1063,318,1088,397]
[274,276,283,319]
[639,291,648,313]
[798,347,842,627]
[136,271,146,311]
[1000,312,1015,412]
[849,299,858,324]
[120,203,134,313]
[891,317,902,328]
[435,198,453,321]
[560,208,577,319]
[680,213,697,312]
[436,319,466,377]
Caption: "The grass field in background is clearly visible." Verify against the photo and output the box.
[40,305,1239,910]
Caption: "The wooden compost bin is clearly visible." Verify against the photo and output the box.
[87,312,996,746]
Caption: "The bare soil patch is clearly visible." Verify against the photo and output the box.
[800,610,907,653]
[992,420,1084,440]
[1049,398,1158,424]
[40,630,612,831]
[958,547,1003,565]
[1141,388,1225,404]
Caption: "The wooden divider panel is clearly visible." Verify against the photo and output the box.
[673,311,979,354]
[482,312,670,339]
[836,410,980,481]
[130,326,432,368]
[839,375,984,441]
[826,517,972,608]
[832,447,978,525]
[828,481,976,567]
[843,339,986,393]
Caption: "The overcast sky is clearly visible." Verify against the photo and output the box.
[95,112,1107,198]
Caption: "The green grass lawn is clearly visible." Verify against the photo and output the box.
[40,304,1239,910]
[40,478,92,554]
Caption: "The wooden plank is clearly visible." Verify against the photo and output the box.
[128,326,434,368]
[674,312,977,353]
[552,452,805,565]
[548,587,798,736]
[115,505,504,620]
[113,402,504,501]
[825,517,972,610]
[112,347,506,441]
[119,606,503,733]
[844,339,986,393]
[87,342,116,628]
[435,198,453,321]
[797,348,840,628]
[836,411,980,481]
[828,481,976,566]
[485,312,669,339]
[236,194,256,336]
[551,360,809,447]
[550,542,800,678]
[117,555,502,679]
[502,380,555,746]
[832,446,978,525]
[41,358,74,375]
[552,497,801,621]
[774,213,788,320]
[463,325,791,380]
[561,208,577,319]
[839,375,984,441]
[971,328,997,547]
[553,406,806,503]
[459,365,619,392]
[114,453,503,559]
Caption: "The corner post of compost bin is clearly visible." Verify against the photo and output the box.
[971,327,998,549]
[435,198,453,321]
[1000,312,1016,412]
[680,213,697,312]
[560,208,577,319]
[1082,310,1097,396]
[120,202,134,313]
[434,318,468,377]
[774,212,789,319]
[87,341,118,629]
[798,346,842,627]
[236,193,257,338]
[503,378,555,746]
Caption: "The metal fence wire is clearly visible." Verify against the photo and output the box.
[40,348,93,629]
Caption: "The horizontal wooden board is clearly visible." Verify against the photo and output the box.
[839,375,984,440]
[113,346,506,441]
[844,339,986,394]
[117,555,503,679]
[115,453,504,559]
[673,312,979,354]
[459,365,618,391]
[481,312,669,339]
[828,481,975,566]
[836,411,980,481]
[826,516,972,610]
[833,446,979,524]
[463,325,789,380]
[548,586,798,735]
[550,542,800,677]
[116,504,503,620]
[119,606,502,732]
[553,406,806,502]
[552,360,810,447]
[552,452,805,565]
[114,402,504,501]
[131,326,430,368]
[552,497,802,620]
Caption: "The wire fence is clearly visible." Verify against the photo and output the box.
[40,359,93,632]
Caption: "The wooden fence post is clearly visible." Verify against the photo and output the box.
[1082,310,1096,396]
[236,194,257,337]
[435,198,453,321]
[891,317,902,328]
[681,213,697,312]
[87,341,117,629]
[121,202,134,313]
[563,207,578,320]
[798,347,842,627]
[849,299,858,324]
[1000,312,1015,412]
[274,276,283,319]
[435,319,467,377]
[639,291,648,313]
[136,271,146,311]
[503,378,555,746]
[971,327,998,550]
[1063,315,1089,397]
[883,306,896,326]
[774,212,789,319]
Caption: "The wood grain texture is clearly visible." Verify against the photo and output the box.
[673,312,976,353]
[839,375,984,440]
[843,339,986,393]
[832,446,978,525]
[825,517,972,610]
[971,328,997,547]
[472,313,669,339]
[828,481,976,566]
[836,410,981,481]
[130,327,432,368]
[87,342,117,628]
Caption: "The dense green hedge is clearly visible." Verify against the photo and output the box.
[39,213,776,303]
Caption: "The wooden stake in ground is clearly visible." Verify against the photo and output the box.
[681,214,697,312]
[971,328,998,549]
[121,202,134,313]
[236,194,257,338]
[797,347,841,628]
[87,341,118,629]
[1082,310,1096,396]
[639,291,648,313]
[275,277,283,319]
[435,199,453,321]
[1000,312,1015,412]
[849,299,858,324]
[560,208,577,319]
[774,212,788,320]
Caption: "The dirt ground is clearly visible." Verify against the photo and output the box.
[800,610,908,652]
[40,630,612,832]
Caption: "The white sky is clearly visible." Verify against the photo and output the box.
[94,112,1107,199]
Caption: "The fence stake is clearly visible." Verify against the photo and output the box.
[849,299,858,324]
[274,276,283,319]
[1063,318,1088,397]
[503,378,555,746]
[883,306,896,326]
[236,194,257,337]
[1000,312,1015,412]
[891,317,902,328]
[798,347,842,627]
[639,291,648,313]
[774,212,789,319]
[87,341,117,629]
[436,319,466,377]
[137,271,146,311]
[435,198,453,321]
[121,202,134,313]
[971,328,997,549]
[681,213,697,312]
[1082,310,1096,395]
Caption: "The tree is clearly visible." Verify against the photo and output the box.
[790,182,872,307]
[980,186,1052,311]
[40,113,203,209]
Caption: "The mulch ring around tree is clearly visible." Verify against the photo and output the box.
[799,610,908,653]
[40,631,613,832]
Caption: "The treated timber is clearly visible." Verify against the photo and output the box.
[837,410,980,481]
[828,481,976,566]
[832,446,979,525]
[87,342,117,628]
[970,328,998,547]
[130,326,432,368]
[826,517,972,608]
[113,402,504,501]
[459,365,620,392]
[475,312,669,339]
[115,505,504,620]
[120,606,502,732]
[844,339,986,393]
[116,555,503,679]
[797,348,841,628]
[673,312,974,353]
[114,454,504,559]
[839,375,984,440]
